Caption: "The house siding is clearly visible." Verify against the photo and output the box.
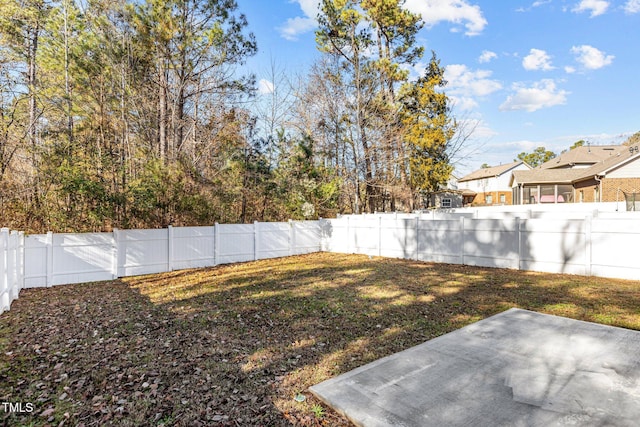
[431,191,463,209]
[458,163,529,205]
[607,155,640,178]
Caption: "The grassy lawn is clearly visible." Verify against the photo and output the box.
[1,252,639,426]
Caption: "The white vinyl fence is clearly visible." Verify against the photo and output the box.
[322,213,640,280]
[0,229,24,314]
[1,221,321,314]
[2,208,640,315]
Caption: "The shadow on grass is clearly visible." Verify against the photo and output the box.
[1,252,640,426]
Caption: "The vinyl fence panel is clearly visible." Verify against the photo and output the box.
[291,221,322,255]
[590,218,640,280]
[320,218,349,253]
[379,218,416,259]
[171,226,216,270]
[463,219,520,269]
[349,216,380,256]
[520,219,587,275]
[51,233,114,285]
[417,219,463,264]
[117,229,169,277]
[24,234,48,288]
[257,222,290,259]
[216,224,255,264]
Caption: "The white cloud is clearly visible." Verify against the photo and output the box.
[564,65,576,74]
[445,64,503,97]
[516,0,552,12]
[572,0,610,17]
[570,45,614,69]
[258,79,275,95]
[444,64,502,112]
[624,0,640,13]
[282,0,488,40]
[522,48,554,71]
[296,0,320,17]
[478,50,497,63]
[461,118,498,139]
[278,0,320,41]
[450,96,479,111]
[279,17,316,41]
[500,79,569,112]
[404,0,488,36]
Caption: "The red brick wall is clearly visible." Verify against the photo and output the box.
[601,178,640,202]
[574,179,598,202]
[470,191,512,206]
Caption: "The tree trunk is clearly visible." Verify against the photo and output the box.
[158,60,168,161]
[28,24,40,207]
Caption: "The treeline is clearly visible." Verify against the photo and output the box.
[0,0,458,233]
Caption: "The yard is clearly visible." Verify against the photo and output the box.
[1,252,639,426]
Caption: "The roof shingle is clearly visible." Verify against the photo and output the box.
[459,161,526,182]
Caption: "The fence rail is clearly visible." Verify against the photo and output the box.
[2,208,640,315]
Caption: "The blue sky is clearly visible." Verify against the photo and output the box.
[235,0,640,174]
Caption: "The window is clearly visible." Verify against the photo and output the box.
[523,186,538,204]
[540,185,555,203]
[485,194,493,205]
[441,198,452,208]
[557,185,573,203]
[500,194,506,204]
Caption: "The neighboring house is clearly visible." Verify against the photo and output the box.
[510,144,640,205]
[429,174,464,209]
[457,161,531,206]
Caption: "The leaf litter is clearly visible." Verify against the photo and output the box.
[1,252,639,426]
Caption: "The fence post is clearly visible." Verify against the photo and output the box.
[1,229,8,307]
[414,216,419,261]
[111,229,117,279]
[46,231,53,287]
[585,216,592,276]
[460,217,465,265]
[515,217,521,270]
[18,231,24,291]
[254,221,259,261]
[7,231,15,299]
[288,220,294,256]
[167,225,174,271]
[214,222,220,265]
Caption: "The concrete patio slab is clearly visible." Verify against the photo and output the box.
[309,308,640,427]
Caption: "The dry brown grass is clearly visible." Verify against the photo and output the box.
[1,252,639,426]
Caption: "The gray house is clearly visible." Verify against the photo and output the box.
[429,175,464,209]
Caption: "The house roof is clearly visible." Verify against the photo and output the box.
[511,168,580,185]
[572,146,640,182]
[458,161,526,182]
[511,145,640,186]
[538,145,625,170]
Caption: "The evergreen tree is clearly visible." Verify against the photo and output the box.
[400,52,455,204]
